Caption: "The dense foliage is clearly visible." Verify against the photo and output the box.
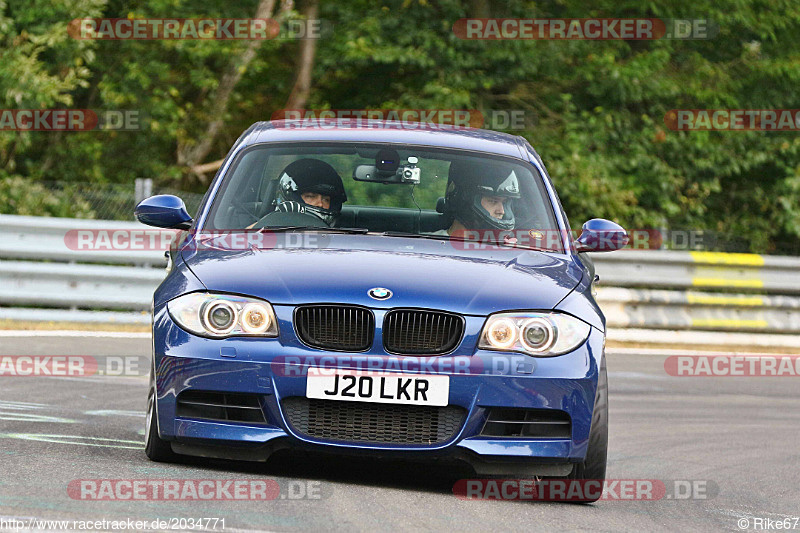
[1,0,799,253]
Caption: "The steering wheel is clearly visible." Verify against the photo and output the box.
[251,209,329,230]
[229,197,265,223]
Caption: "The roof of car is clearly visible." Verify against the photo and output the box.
[241,119,529,160]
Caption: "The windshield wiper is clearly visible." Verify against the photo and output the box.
[450,233,557,253]
[257,226,370,234]
[381,230,557,253]
[381,231,440,238]
[255,227,557,252]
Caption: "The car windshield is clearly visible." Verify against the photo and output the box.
[205,142,564,252]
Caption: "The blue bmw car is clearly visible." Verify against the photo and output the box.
[136,119,627,502]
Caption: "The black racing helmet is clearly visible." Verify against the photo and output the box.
[276,158,347,226]
[445,159,521,230]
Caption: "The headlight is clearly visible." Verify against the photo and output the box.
[479,312,590,356]
[167,293,278,338]
[486,317,517,349]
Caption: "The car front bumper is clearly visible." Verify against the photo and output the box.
[152,304,605,475]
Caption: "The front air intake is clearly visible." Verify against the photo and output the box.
[282,397,467,445]
[176,390,267,424]
[480,408,571,439]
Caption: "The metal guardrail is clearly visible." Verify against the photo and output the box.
[0,215,166,323]
[0,215,169,265]
[0,260,164,309]
[591,250,800,294]
[591,251,800,334]
[595,287,800,333]
[0,214,799,337]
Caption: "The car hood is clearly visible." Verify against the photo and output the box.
[181,234,582,315]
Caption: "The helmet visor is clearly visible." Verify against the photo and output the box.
[475,170,521,198]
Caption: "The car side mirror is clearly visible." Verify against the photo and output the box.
[574,218,628,252]
[135,194,193,229]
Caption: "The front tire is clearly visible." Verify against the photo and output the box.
[144,361,179,462]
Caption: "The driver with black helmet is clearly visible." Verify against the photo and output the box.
[435,159,521,236]
[272,158,348,226]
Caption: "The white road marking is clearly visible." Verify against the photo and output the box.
[608,371,669,380]
[0,433,143,449]
[608,347,778,356]
[0,412,76,423]
[709,508,800,520]
[0,400,49,410]
[0,330,150,338]
[84,409,143,417]
[38,375,147,384]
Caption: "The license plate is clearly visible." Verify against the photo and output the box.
[305,368,450,407]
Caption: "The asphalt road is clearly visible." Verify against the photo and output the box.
[0,333,798,532]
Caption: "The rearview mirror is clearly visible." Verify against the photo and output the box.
[574,218,628,252]
[353,164,381,182]
[134,195,193,229]
[353,162,421,184]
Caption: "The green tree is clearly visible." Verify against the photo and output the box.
[2,0,800,252]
